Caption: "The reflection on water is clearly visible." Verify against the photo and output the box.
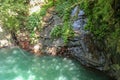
[0,48,109,80]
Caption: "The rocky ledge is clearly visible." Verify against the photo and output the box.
[38,6,107,71]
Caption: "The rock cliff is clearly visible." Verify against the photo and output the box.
[39,6,107,71]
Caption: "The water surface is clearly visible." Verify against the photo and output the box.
[0,48,109,80]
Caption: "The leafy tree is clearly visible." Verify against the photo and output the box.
[0,0,29,44]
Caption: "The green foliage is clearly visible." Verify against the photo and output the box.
[82,0,113,40]
[80,0,120,79]
[50,0,79,43]
[112,63,120,79]
[61,22,74,43]
[50,25,62,38]
[26,12,42,44]
[26,0,53,31]
[50,22,74,43]
[0,0,28,32]
[79,1,120,79]
[26,1,53,44]
[82,1,120,53]
[81,0,120,54]
[39,1,53,17]
[55,1,70,17]
[55,0,79,17]
[27,13,40,33]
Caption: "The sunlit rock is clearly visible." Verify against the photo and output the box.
[0,39,9,47]
[0,26,3,32]
[47,47,57,56]
[78,10,85,16]
[71,6,79,17]
[29,6,41,15]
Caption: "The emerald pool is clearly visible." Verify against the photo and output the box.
[0,48,110,80]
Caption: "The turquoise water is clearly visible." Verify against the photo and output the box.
[0,48,109,80]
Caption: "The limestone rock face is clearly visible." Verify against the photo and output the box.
[39,6,106,71]
[67,6,106,70]
[39,7,63,56]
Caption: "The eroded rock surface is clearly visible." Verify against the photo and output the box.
[39,6,106,71]
[39,6,63,55]
[67,6,106,70]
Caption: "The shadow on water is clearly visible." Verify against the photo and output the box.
[0,47,111,80]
